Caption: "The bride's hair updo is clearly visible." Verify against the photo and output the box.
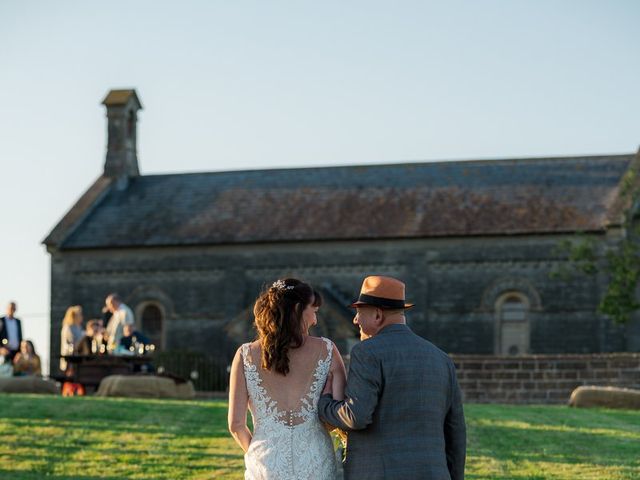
[253,278,314,375]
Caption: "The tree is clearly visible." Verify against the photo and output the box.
[551,153,640,324]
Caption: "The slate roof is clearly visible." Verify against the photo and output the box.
[101,89,142,108]
[45,176,113,247]
[45,154,637,249]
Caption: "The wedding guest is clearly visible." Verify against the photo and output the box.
[76,319,107,356]
[101,305,112,325]
[0,301,23,361]
[119,324,155,372]
[60,305,84,371]
[119,323,150,352]
[104,293,135,351]
[13,340,41,376]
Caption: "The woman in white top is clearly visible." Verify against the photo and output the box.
[60,305,84,371]
[228,278,347,480]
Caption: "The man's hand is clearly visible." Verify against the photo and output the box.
[0,347,9,357]
[322,372,333,396]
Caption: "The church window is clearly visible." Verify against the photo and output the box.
[496,293,529,355]
[141,303,164,350]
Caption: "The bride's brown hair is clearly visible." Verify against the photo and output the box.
[253,278,314,375]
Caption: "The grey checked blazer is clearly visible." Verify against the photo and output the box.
[318,324,466,480]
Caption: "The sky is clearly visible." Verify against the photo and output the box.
[1,1,639,374]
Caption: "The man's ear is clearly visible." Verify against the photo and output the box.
[375,308,384,325]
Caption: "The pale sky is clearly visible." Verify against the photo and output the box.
[1,1,639,373]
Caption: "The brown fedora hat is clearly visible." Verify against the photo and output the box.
[350,276,414,309]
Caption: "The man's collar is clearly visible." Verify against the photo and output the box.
[377,323,409,335]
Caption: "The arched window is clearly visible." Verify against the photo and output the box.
[495,293,529,355]
[141,304,164,350]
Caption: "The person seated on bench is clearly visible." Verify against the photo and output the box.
[13,340,41,376]
[76,319,108,356]
[117,324,155,373]
[118,324,151,354]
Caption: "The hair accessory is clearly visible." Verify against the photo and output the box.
[272,279,295,290]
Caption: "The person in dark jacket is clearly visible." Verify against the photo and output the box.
[318,276,466,480]
[0,301,23,361]
[119,323,150,352]
[76,319,107,356]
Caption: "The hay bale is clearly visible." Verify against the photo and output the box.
[95,375,195,399]
[0,376,60,395]
[569,386,640,409]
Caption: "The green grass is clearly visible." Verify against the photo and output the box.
[464,404,640,479]
[0,394,241,480]
[1,395,638,479]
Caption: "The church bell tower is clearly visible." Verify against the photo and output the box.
[101,89,142,178]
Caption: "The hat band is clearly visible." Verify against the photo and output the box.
[357,293,406,309]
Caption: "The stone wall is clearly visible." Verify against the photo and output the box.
[452,353,640,404]
[48,234,639,374]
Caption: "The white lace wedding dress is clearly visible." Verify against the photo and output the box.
[241,337,339,480]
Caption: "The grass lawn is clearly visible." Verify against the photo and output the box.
[0,394,638,479]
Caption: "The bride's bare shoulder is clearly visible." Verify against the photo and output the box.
[305,335,332,351]
[305,335,324,343]
[235,340,261,356]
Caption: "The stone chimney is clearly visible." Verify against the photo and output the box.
[101,89,142,178]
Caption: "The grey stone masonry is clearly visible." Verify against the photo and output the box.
[452,353,640,404]
[46,234,640,374]
[101,89,141,178]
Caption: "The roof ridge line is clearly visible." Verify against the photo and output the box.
[138,153,635,178]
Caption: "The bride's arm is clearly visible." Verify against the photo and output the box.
[228,347,252,453]
[330,344,346,401]
[322,344,347,433]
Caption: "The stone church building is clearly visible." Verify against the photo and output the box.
[45,89,640,374]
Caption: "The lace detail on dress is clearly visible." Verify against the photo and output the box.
[241,338,338,480]
[298,338,333,423]
[241,344,287,424]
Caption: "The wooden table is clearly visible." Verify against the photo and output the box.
[61,355,154,392]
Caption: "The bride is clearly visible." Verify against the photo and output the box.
[228,278,347,480]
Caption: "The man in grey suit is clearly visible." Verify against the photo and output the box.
[318,276,466,479]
